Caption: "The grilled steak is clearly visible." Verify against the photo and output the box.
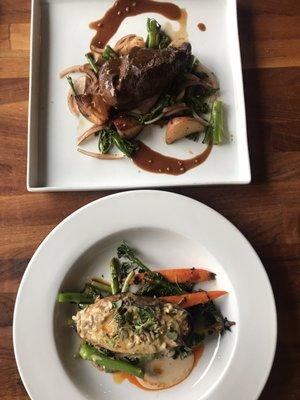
[73,293,190,355]
[99,43,192,110]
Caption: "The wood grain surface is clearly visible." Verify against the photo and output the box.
[0,0,299,399]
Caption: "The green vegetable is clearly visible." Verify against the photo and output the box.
[146,18,161,48]
[166,330,178,340]
[98,129,113,154]
[102,45,118,60]
[90,280,112,294]
[83,282,102,297]
[85,53,99,74]
[146,18,171,49]
[57,292,94,304]
[110,257,121,295]
[79,343,144,378]
[158,31,171,49]
[136,93,175,124]
[117,242,184,295]
[66,76,77,95]
[97,127,137,157]
[112,299,123,309]
[203,100,224,145]
[111,130,138,157]
[188,301,235,341]
[137,281,193,297]
[121,270,135,293]
[134,306,157,333]
[173,346,193,360]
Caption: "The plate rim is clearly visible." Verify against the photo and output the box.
[13,190,276,400]
[26,0,251,191]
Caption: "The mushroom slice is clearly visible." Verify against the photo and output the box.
[75,94,110,125]
[166,117,205,144]
[137,354,194,390]
[113,115,143,139]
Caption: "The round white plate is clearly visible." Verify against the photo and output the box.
[13,190,276,400]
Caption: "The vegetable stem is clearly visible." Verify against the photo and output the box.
[121,270,135,293]
[117,242,184,295]
[146,18,161,48]
[102,45,118,60]
[110,258,120,294]
[66,76,77,95]
[90,280,112,293]
[79,343,144,378]
[85,53,99,74]
[57,292,94,304]
[203,100,224,145]
[111,131,137,157]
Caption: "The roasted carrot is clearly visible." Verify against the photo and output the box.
[135,268,215,284]
[160,290,227,308]
[156,268,215,283]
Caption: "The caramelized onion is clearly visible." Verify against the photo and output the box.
[77,147,124,160]
[77,124,103,145]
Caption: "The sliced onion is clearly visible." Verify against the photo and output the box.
[144,113,164,125]
[163,103,189,117]
[77,124,103,145]
[192,110,209,126]
[195,62,219,90]
[82,67,98,84]
[77,147,124,160]
[184,73,203,87]
[59,65,85,79]
[67,76,90,116]
[68,94,80,116]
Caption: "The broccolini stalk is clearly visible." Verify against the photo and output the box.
[102,45,118,60]
[110,258,121,294]
[79,343,144,378]
[203,100,224,145]
[85,53,99,74]
[146,18,161,48]
[121,270,135,293]
[111,130,137,157]
[98,128,113,154]
[98,127,137,157]
[117,242,184,295]
[57,292,94,304]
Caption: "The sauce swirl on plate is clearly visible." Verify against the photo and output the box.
[133,141,213,175]
[90,0,182,51]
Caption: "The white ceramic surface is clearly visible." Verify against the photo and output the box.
[14,191,276,400]
[27,0,250,191]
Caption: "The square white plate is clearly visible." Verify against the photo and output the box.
[27,0,250,191]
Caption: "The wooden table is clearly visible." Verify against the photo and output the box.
[0,0,299,398]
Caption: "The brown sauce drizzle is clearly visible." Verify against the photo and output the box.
[133,141,213,175]
[90,0,182,51]
[197,23,206,31]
